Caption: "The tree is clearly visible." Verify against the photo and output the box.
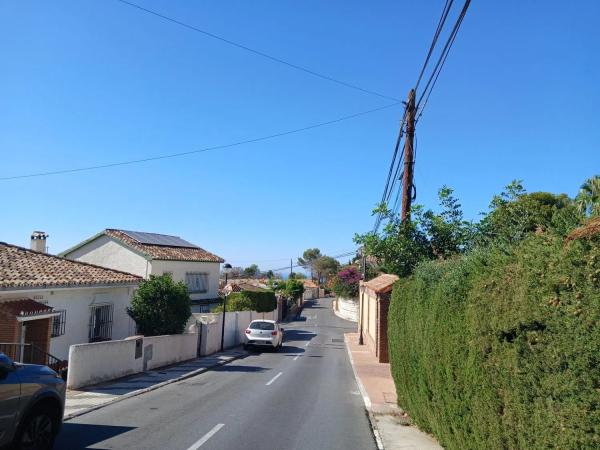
[265,270,275,279]
[243,264,260,278]
[313,256,340,283]
[354,187,471,277]
[127,274,191,336]
[477,181,577,246]
[575,175,600,217]
[297,248,322,279]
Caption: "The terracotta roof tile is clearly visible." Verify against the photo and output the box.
[0,243,142,290]
[362,274,399,294]
[105,229,224,263]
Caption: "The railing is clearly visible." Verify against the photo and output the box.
[0,342,67,375]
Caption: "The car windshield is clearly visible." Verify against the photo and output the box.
[249,321,275,330]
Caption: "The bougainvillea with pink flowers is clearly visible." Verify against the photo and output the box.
[332,266,362,298]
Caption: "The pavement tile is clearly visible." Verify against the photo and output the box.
[345,332,443,450]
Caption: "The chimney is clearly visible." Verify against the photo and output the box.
[31,231,49,253]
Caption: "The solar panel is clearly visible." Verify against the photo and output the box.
[120,230,198,248]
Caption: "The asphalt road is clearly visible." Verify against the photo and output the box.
[55,298,377,450]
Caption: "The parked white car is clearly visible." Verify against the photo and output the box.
[243,320,284,351]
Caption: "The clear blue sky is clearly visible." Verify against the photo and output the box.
[1,1,599,271]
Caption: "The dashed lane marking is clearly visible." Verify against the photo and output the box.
[186,423,224,449]
[265,372,283,386]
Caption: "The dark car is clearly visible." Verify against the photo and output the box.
[0,352,65,450]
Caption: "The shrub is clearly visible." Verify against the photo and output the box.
[332,266,362,298]
[214,292,253,312]
[215,290,277,312]
[127,274,191,336]
[388,233,600,449]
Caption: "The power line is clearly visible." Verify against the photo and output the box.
[414,0,454,92]
[115,0,399,102]
[416,0,471,114]
[0,102,399,181]
[372,0,471,232]
[269,250,357,272]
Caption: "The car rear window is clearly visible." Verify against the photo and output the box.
[249,321,275,330]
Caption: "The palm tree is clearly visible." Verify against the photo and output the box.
[576,175,600,217]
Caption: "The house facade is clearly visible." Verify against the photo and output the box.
[61,229,224,304]
[0,240,141,361]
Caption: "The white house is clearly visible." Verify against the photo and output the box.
[0,236,141,362]
[61,229,224,306]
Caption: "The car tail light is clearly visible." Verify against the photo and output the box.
[245,329,251,334]
[271,331,278,336]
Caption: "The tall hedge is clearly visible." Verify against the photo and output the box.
[388,233,600,449]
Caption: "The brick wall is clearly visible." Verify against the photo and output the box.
[376,292,391,363]
[0,311,18,343]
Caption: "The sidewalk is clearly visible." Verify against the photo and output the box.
[345,333,442,450]
[64,347,246,420]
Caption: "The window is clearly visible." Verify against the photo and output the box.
[185,272,209,293]
[249,321,275,330]
[51,309,66,337]
[89,304,113,342]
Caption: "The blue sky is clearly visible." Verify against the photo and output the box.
[1,0,599,271]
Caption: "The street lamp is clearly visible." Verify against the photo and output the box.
[220,263,232,352]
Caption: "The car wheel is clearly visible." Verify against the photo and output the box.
[15,404,59,450]
[243,344,248,351]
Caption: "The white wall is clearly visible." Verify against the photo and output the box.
[65,235,148,278]
[151,260,220,300]
[67,338,140,389]
[191,309,277,355]
[335,297,359,322]
[0,285,137,361]
[67,330,198,389]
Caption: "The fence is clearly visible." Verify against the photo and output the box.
[0,342,65,374]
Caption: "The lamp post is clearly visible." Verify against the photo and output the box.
[220,263,232,352]
[358,248,365,346]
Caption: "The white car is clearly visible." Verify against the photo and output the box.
[243,320,284,351]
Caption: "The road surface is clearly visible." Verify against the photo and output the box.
[55,298,377,450]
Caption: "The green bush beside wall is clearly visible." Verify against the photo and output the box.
[388,234,600,449]
[216,290,277,313]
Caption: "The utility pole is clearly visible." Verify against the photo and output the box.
[400,89,416,223]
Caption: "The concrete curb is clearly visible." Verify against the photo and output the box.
[64,351,246,421]
[344,336,384,450]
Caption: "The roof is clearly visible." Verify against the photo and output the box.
[300,279,319,289]
[0,242,142,290]
[362,274,399,294]
[222,281,270,296]
[0,298,53,317]
[63,229,224,263]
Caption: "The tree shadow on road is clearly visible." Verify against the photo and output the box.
[55,423,135,449]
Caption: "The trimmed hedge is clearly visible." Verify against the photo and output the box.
[217,290,277,313]
[388,233,600,449]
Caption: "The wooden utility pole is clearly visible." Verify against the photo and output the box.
[400,89,416,223]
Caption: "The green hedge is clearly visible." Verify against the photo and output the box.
[217,290,277,313]
[388,233,600,449]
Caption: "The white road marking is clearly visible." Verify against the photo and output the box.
[305,341,310,347]
[293,355,300,361]
[187,423,224,450]
[266,372,283,386]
